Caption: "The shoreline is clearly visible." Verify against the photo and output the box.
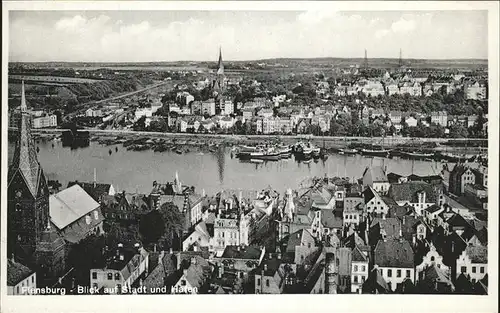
[16,127,487,153]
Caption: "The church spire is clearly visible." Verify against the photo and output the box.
[10,81,42,197]
[217,46,224,75]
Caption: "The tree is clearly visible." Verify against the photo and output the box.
[149,118,168,132]
[449,124,468,138]
[139,210,166,245]
[133,116,146,131]
[158,202,186,250]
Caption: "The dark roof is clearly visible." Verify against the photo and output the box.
[142,258,166,291]
[370,217,402,239]
[395,278,417,294]
[67,181,112,201]
[363,187,377,203]
[387,172,403,184]
[283,229,315,254]
[256,257,283,277]
[374,238,414,268]
[304,258,326,293]
[352,245,369,262]
[342,232,368,250]
[363,267,390,294]
[446,213,471,229]
[388,181,440,203]
[7,259,34,286]
[425,204,442,213]
[388,204,411,218]
[465,246,487,263]
[454,273,474,294]
[421,263,453,287]
[220,245,262,260]
[399,216,425,242]
[321,209,343,229]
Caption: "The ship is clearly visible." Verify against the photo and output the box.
[400,150,435,160]
[360,146,391,157]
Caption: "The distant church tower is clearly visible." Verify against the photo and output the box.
[212,47,225,115]
[8,81,66,283]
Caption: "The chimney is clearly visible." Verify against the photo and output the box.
[264,264,268,272]
[158,251,165,266]
[169,247,173,254]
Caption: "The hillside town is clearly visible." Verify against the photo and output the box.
[7,79,488,295]
[8,48,488,140]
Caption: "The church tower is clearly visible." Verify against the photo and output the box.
[212,47,225,114]
[8,81,50,261]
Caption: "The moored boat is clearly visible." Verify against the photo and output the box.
[339,148,358,155]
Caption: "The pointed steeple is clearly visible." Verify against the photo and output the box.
[217,46,224,75]
[9,81,42,197]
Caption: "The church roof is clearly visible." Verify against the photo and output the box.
[50,185,100,230]
[9,81,43,198]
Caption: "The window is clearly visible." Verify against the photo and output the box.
[362,265,366,272]
[266,279,270,287]
[354,265,358,272]
[353,276,358,283]
[85,215,91,225]
[181,280,187,286]
[107,273,113,280]
[32,276,34,283]
[461,266,467,273]
[397,270,401,277]
[472,279,476,283]
[480,267,485,274]
[17,286,20,294]
[92,272,97,280]
[115,273,120,280]
[437,264,441,269]
[94,211,99,220]
[430,256,435,262]
[387,269,392,277]
[406,270,411,278]
[257,278,261,286]
[362,276,366,283]
[308,243,311,248]
[472,266,476,273]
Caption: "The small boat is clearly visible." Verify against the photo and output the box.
[361,147,391,157]
[339,148,358,155]
[175,149,183,155]
[115,147,118,152]
[36,146,40,153]
[400,150,435,160]
[108,149,112,155]
[250,159,264,164]
[302,159,312,164]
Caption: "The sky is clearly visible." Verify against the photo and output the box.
[9,10,488,62]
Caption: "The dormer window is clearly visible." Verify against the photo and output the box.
[85,215,91,225]
[94,211,99,220]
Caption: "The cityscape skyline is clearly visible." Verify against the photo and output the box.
[9,10,488,62]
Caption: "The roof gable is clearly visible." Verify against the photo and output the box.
[50,185,100,230]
